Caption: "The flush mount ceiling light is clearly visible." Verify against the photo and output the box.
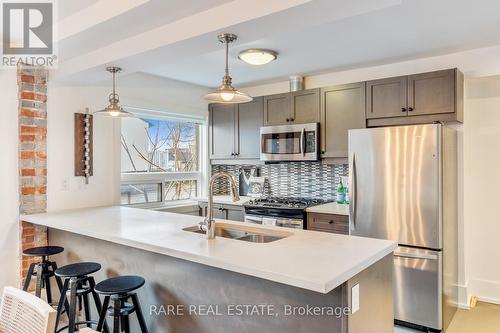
[238,49,278,66]
[94,66,133,117]
[204,33,253,104]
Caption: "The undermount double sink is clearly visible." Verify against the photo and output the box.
[183,223,292,243]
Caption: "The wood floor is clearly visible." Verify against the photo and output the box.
[394,302,500,333]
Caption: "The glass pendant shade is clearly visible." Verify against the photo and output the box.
[94,96,133,117]
[204,78,253,103]
[204,33,252,104]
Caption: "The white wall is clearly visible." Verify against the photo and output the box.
[0,70,20,290]
[47,73,209,211]
[0,69,208,292]
[241,45,500,308]
[47,85,121,211]
[463,76,500,305]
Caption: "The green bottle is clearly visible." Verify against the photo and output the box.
[336,179,346,204]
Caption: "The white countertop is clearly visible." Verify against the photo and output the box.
[21,206,396,294]
[194,195,253,206]
[306,202,349,215]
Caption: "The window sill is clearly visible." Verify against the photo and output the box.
[125,199,200,211]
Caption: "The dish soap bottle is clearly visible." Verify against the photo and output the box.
[336,179,346,204]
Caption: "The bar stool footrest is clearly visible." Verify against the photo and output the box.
[106,302,135,316]
[55,320,100,333]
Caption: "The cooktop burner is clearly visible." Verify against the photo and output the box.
[245,197,329,209]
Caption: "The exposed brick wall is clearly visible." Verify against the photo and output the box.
[18,65,49,287]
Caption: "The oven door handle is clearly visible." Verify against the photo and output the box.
[300,127,305,156]
[245,215,263,224]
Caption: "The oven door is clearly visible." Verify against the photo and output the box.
[244,214,263,225]
[260,123,318,161]
[245,214,303,229]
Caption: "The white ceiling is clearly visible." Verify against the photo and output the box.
[54,0,500,88]
[58,0,100,18]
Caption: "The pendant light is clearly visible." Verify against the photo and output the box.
[204,33,253,104]
[94,66,133,117]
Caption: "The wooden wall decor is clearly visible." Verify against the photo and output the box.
[74,109,93,183]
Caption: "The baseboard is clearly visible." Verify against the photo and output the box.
[457,302,470,310]
[468,278,500,305]
[457,283,470,309]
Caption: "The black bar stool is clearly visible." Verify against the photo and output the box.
[54,262,110,333]
[22,246,65,304]
[95,276,149,333]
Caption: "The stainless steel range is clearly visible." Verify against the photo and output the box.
[244,197,328,229]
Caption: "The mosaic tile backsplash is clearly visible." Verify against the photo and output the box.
[212,162,348,200]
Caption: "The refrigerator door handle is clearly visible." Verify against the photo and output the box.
[394,251,439,260]
[349,152,356,230]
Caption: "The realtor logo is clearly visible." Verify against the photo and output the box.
[2,1,56,66]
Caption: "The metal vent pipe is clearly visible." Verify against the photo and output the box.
[289,76,304,92]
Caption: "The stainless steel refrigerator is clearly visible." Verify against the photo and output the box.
[348,124,458,332]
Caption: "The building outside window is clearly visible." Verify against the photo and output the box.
[120,111,205,206]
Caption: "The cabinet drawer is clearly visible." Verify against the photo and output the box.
[307,213,349,234]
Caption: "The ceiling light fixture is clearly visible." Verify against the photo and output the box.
[204,33,253,104]
[238,49,278,66]
[94,66,133,117]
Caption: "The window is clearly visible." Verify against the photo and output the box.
[120,114,204,206]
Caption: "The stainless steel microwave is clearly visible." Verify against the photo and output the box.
[260,123,319,162]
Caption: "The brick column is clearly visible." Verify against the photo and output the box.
[18,65,49,287]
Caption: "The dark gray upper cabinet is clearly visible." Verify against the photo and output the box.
[235,97,263,159]
[366,68,463,127]
[320,82,366,158]
[209,103,236,160]
[263,93,290,126]
[291,88,321,124]
[209,98,263,161]
[264,89,320,125]
[211,68,463,162]
[408,69,456,116]
[366,76,408,119]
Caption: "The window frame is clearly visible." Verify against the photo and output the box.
[119,106,207,207]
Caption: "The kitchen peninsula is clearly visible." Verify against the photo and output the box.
[22,206,396,333]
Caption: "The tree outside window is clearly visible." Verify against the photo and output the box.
[120,117,201,205]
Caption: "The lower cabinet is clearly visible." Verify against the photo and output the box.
[199,202,245,222]
[307,213,349,234]
[156,205,201,216]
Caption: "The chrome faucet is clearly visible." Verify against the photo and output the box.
[201,172,240,239]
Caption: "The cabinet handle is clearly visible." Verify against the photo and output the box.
[321,150,326,155]
[401,107,407,112]
[290,118,295,122]
[328,220,334,224]
[286,118,290,122]
[408,107,414,112]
